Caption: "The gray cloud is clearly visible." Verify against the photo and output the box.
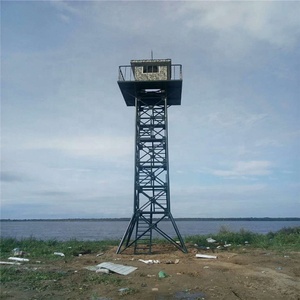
[1,171,26,183]
[1,1,299,219]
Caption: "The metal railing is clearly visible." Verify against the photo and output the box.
[171,64,183,81]
[118,64,182,81]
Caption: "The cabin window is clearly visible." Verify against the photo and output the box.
[143,65,159,73]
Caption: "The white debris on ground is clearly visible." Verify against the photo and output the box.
[8,257,29,262]
[85,262,137,276]
[138,259,160,264]
[53,252,65,257]
[206,238,216,243]
[195,254,218,259]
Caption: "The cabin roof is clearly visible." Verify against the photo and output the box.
[130,59,171,66]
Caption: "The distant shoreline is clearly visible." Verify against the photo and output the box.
[1,217,300,222]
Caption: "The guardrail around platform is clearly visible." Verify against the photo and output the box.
[118,64,182,81]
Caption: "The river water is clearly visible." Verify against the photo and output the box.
[1,220,299,241]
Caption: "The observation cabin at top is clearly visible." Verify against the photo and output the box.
[117,58,186,255]
[118,59,182,106]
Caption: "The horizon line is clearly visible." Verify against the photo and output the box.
[1,217,300,221]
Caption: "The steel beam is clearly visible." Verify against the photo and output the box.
[117,95,187,254]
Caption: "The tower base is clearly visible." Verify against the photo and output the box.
[116,212,187,254]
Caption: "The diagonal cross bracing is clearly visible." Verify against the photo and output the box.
[117,95,187,254]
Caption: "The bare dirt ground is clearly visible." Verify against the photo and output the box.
[1,244,300,300]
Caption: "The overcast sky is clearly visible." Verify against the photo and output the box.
[1,1,300,219]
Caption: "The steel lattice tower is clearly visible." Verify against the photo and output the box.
[116,59,187,254]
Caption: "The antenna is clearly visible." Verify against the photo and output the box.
[151,50,153,60]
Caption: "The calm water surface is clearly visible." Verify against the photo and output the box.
[1,220,299,241]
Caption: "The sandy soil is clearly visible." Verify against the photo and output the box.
[1,244,300,300]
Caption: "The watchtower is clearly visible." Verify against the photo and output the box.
[116,58,187,254]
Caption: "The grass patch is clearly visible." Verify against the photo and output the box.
[0,266,68,292]
[1,227,299,261]
[83,273,124,286]
[0,237,119,260]
[185,226,300,251]
[0,267,66,284]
